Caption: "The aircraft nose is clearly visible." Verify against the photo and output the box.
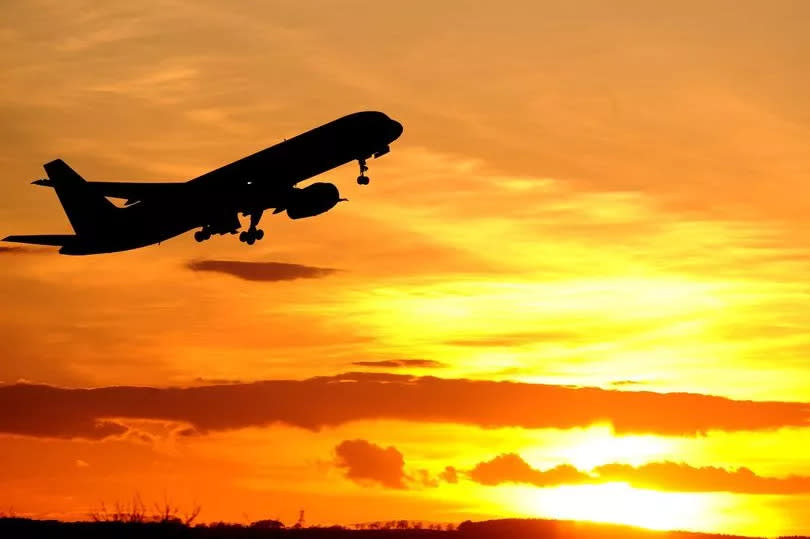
[388,119,403,141]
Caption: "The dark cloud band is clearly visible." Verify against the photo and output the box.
[1,372,808,440]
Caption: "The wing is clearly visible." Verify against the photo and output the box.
[87,181,187,205]
[187,146,283,190]
[34,179,187,206]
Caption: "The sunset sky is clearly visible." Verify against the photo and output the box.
[2,1,810,536]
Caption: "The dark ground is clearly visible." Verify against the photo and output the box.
[2,517,804,539]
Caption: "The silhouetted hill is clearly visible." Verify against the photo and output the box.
[0,517,799,539]
[457,519,763,539]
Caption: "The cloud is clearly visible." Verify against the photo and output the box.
[0,246,47,255]
[192,377,243,385]
[2,373,809,440]
[415,469,439,488]
[610,380,644,387]
[465,453,810,495]
[594,461,810,494]
[350,359,445,368]
[469,454,589,487]
[445,331,578,347]
[186,260,338,282]
[439,466,458,484]
[334,439,406,489]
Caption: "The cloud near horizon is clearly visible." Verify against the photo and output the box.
[350,359,445,368]
[0,246,49,255]
[1,373,810,441]
[466,453,810,495]
[469,454,587,487]
[186,259,339,282]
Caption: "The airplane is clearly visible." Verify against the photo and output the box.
[3,111,403,255]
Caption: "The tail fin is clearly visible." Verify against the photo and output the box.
[44,159,116,235]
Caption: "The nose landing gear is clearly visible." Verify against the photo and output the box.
[357,158,370,185]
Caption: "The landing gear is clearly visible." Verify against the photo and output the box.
[239,228,264,245]
[357,158,370,185]
[196,211,240,243]
[239,209,265,245]
[194,228,212,243]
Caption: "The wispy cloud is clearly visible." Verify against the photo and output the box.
[0,246,48,255]
[351,359,445,368]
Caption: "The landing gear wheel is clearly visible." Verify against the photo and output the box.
[357,158,370,185]
[246,235,256,245]
[194,229,211,242]
[239,231,248,243]
[255,229,264,240]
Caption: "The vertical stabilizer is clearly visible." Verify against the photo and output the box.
[43,159,116,235]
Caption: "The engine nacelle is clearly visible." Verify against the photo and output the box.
[286,182,343,219]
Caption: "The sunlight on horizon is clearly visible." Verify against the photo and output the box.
[496,483,782,536]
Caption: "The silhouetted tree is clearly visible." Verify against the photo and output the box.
[250,519,285,529]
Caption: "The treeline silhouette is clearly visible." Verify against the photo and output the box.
[1,517,807,539]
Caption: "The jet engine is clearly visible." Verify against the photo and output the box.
[285,182,344,219]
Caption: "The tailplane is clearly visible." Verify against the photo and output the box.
[43,159,116,235]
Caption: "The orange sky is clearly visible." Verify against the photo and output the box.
[2,1,810,536]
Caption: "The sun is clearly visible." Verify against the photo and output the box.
[538,424,676,471]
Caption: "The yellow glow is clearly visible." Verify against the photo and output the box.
[527,425,676,470]
[506,483,713,531]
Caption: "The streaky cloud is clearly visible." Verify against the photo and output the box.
[445,330,578,347]
[351,359,445,368]
[186,259,339,282]
[0,246,49,255]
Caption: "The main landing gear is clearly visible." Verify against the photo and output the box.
[239,227,264,245]
[194,228,211,243]
[357,158,369,185]
[239,209,265,245]
[195,225,239,243]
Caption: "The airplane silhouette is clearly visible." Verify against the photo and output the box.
[3,111,403,255]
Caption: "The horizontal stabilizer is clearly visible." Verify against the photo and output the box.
[32,178,53,187]
[3,234,76,246]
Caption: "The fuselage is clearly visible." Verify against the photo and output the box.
[63,111,402,254]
